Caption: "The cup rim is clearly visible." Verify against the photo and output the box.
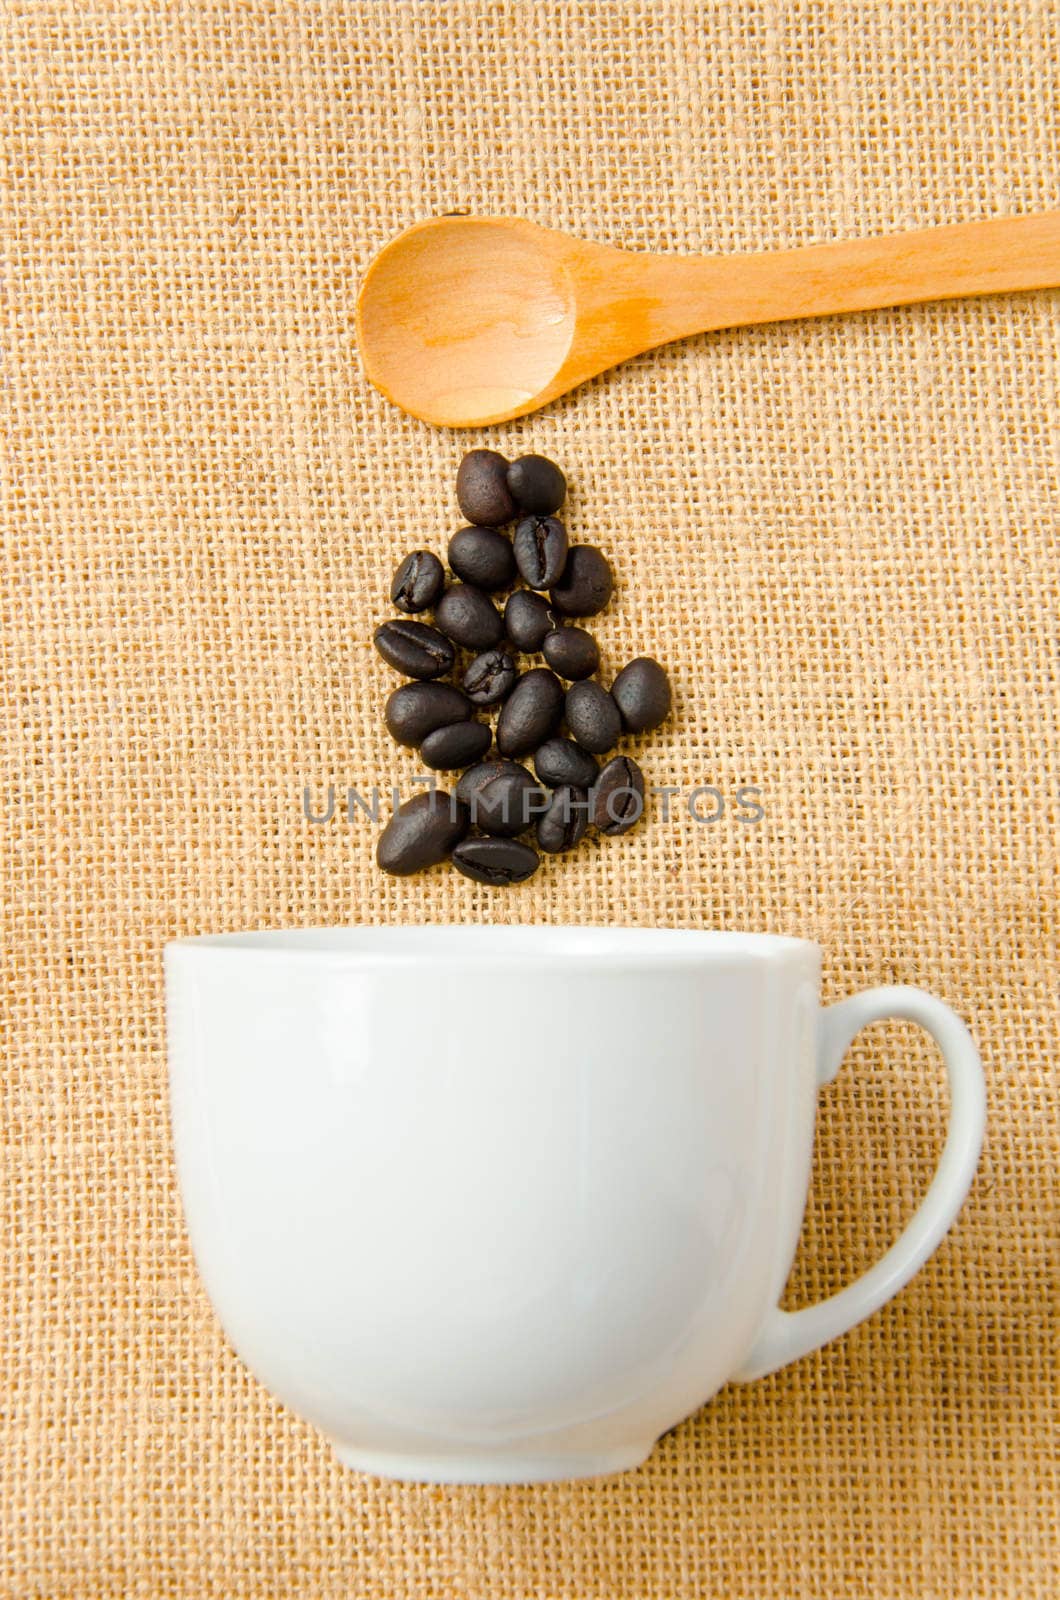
[164,924,820,967]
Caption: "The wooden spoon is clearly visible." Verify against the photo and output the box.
[356,212,1060,428]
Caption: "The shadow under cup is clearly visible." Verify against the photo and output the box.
[165,927,824,1482]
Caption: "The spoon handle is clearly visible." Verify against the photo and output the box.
[632,211,1060,343]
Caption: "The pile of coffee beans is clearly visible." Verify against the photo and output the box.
[375,451,672,886]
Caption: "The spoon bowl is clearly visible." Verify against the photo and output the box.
[357,212,1060,428]
[358,218,577,426]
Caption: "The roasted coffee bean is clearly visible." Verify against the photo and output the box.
[513,515,569,590]
[373,619,455,679]
[384,681,471,747]
[550,545,614,617]
[564,680,622,754]
[591,755,646,836]
[504,589,554,654]
[448,525,516,592]
[463,648,518,706]
[456,757,523,807]
[456,448,515,526]
[435,584,504,650]
[506,453,566,515]
[419,720,492,770]
[470,762,548,836]
[390,549,445,614]
[533,737,600,790]
[379,455,670,879]
[542,625,599,680]
[377,790,469,876]
[611,656,672,733]
[536,785,589,853]
[451,835,540,886]
[496,667,565,757]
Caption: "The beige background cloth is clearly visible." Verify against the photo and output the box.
[2,2,1058,1595]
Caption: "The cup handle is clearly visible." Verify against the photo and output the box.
[734,985,986,1382]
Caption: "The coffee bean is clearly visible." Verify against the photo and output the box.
[591,755,646,835]
[542,626,599,680]
[463,648,518,706]
[513,515,569,590]
[451,836,540,886]
[564,680,622,754]
[470,762,548,836]
[435,584,504,650]
[448,525,516,592]
[496,667,564,757]
[611,656,672,733]
[391,550,445,614]
[377,790,469,876]
[504,589,554,654]
[456,757,512,807]
[506,454,566,515]
[536,785,589,853]
[384,682,471,747]
[550,545,613,617]
[533,737,600,790]
[419,720,492,771]
[456,448,515,526]
[378,455,670,880]
[373,619,455,679]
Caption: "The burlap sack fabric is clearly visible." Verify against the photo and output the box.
[2,1,1057,1595]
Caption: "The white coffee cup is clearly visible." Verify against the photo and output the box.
[165,926,984,1484]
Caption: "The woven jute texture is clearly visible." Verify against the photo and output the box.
[2,2,1057,1595]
